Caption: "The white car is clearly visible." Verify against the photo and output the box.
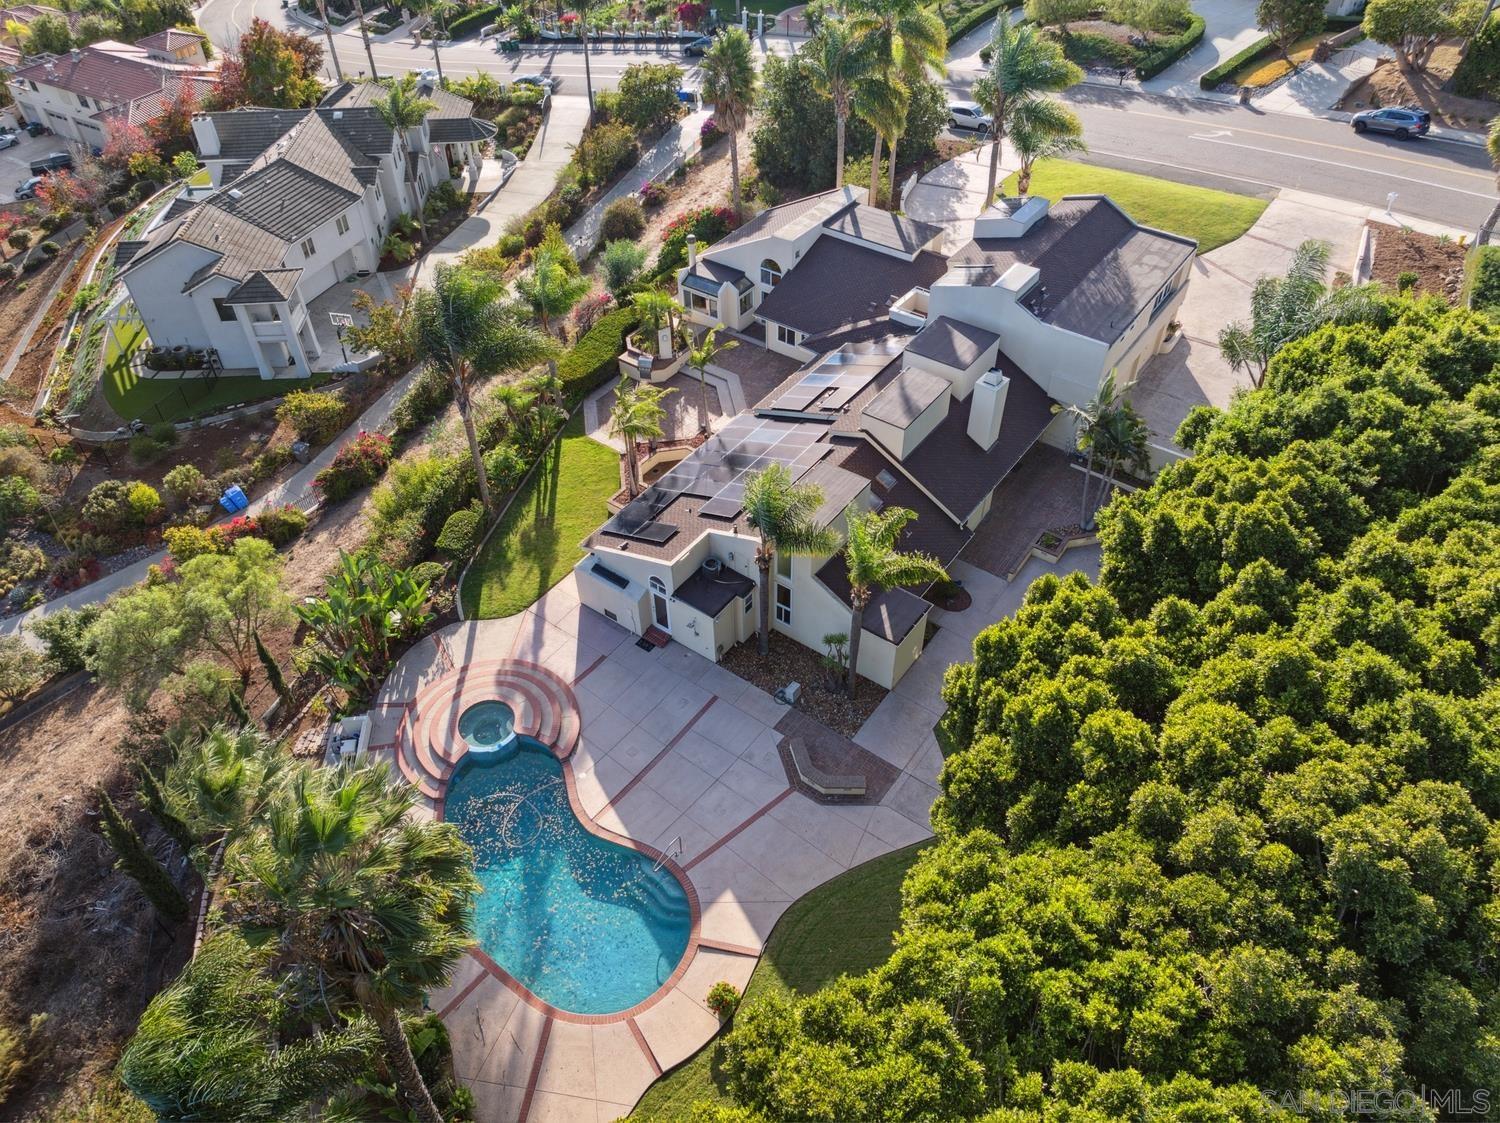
[949,101,992,131]
[514,74,556,92]
[416,68,440,83]
[0,133,17,151]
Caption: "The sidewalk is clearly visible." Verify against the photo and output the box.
[1140,0,1263,97]
[564,107,712,258]
[414,93,592,283]
[0,364,422,644]
[1252,37,1383,117]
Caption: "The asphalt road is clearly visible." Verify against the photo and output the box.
[194,0,1494,231]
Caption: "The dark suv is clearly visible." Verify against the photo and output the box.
[1351,106,1432,140]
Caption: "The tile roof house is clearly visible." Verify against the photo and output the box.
[115,78,495,379]
[567,185,1195,690]
[6,32,217,146]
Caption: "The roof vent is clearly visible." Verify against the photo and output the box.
[332,110,342,119]
[875,468,896,490]
[226,188,243,200]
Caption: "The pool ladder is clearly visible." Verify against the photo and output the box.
[653,836,682,872]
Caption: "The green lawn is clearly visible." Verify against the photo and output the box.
[1003,158,1269,253]
[460,411,621,619]
[102,321,329,425]
[629,841,930,1121]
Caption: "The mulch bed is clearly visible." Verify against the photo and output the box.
[1367,223,1465,305]
[720,631,886,738]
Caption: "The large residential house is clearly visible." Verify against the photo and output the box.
[114,80,495,379]
[573,185,1194,689]
[7,32,217,146]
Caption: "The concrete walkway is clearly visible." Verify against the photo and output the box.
[1140,0,1262,98]
[904,138,1016,240]
[1252,37,1385,117]
[564,107,713,258]
[415,94,592,283]
[0,364,422,643]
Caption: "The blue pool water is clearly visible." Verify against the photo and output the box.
[459,700,516,752]
[444,739,692,1014]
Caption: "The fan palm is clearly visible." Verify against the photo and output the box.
[806,19,876,188]
[701,27,757,213]
[842,507,947,697]
[412,264,559,512]
[608,377,676,497]
[1476,114,1500,245]
[222,764,478,1123]
[1218,239,1382,389]
[629,286,685,358]
[419,0,457,82]
[974,12,1081,209]
[688,325,737,434]
[742,465,840,656]
[1010,96,1085,194]
[164,724,291,860]
[1051,370,1117,530]
[375,76,436,237]
[852,72,909,205]
[848,0,946,210]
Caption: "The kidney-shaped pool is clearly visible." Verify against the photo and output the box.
[443,736,692,1015]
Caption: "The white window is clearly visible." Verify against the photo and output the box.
[775,324,801,348]
[300,237,316,258]
[335,214,350,235]
[688,292,717,317]
[775,582,792,625]
[738,289,753,315]
[760,258,783,288]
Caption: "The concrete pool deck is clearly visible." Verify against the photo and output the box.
[369,545,1102,1123]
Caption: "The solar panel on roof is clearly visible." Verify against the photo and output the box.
[700,495,743,519]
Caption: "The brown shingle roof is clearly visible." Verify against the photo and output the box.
[905,316,998,370]
[862,367,950,429]
[755,238,948,339]
[13,41,179,103]
[135,28,204,51]
[821,202,942,256]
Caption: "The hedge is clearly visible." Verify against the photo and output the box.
[1454,11,1500,98]
[1135,11,1205,79]
[1466,244,1500,317]
[1199,18,1356,89]
[945,0,1022,43]
[447,3,502,38]
[558,307,639,406]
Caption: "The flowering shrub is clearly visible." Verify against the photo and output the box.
[676,1,706,26]
[700,116,725,145]
[659,206,741,274]
[572,291,615,335]
[706,981,741,1018]
[217,515,262,548]
[313,431,393,502]
[638,180,668,207]
[164,525,222,564]
[255,504,309,546]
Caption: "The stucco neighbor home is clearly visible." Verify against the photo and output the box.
[113,79,496,379]
[570,185,1195,690]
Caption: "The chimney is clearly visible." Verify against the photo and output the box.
[70,47,81,62]
[686,234,697,268]
[966,368,1010,451]
[191,112,219,157]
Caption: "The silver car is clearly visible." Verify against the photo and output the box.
[949,101,992,131]
[1351,106,1431,140]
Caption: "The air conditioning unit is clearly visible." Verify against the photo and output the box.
[775,682,802,706]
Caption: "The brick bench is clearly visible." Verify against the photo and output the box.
[789,738,866,798]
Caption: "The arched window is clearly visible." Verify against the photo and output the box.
[760,259,783,288]
[649,576,666,593]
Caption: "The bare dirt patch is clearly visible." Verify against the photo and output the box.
[1338,45,1498,130]
[1367,221,1465,303]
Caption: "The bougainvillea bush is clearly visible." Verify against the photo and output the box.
[313,431,393,502]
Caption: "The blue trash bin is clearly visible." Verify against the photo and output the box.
[220,485,249,514]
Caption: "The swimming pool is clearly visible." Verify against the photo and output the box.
[443,739,693,1015]
[458,700,516,753]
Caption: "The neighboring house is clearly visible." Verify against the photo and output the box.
[6,32,217,147]
[570,185,1194,689]
[113,79,495,379]
[0,5,82,70]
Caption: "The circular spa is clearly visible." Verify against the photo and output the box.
[443,735,693,1015]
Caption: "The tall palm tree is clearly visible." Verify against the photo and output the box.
[688,325,737,434]
[412,264,559,513]
[1476,114,1500,245]
[375,76,436,237]
[1010,96,1085,194]
[608,377,676,497]
[806,18,875,189]
[974,12,1081,209]
[701,27,757,213]
[841,507,947,697]
[574,0,603,118]
[164,725,291,861]
[1218,239,1382,389]
[420,0,457,82]
[742,464,840,656]
[1051,371,1116,531]
[221,764,479,1123]
[313,0,345,81]
[853,72,909,205]
[629,286,685,360]
[848,0,946,210]
[351,0,380,78]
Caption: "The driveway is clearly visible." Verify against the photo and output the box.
[1139,0,1262,97]
[0,130,64,204]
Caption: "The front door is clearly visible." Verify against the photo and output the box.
[650,577,670,632]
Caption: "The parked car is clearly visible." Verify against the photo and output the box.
[948,101,992,131]
[682,34,712,56]
[416,68,440,83]
[514,74,556,92]
[0,133,18,151]
[15,176,44,199]
[1351,106,1431,140]
[29,151,73,175]
[23,121,50,137]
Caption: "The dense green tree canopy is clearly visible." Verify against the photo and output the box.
[717,298,1500,1119]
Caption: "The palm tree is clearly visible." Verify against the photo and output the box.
[574,0,603,118]
[701,27,757,213]
[848,0,946,210]
[852,72,909,205]
[375,76,436,238]
[688,325,737,434]
[313,0,345,81]
[806,19,875,189]
[742,465,840,657]
[221,764,479,1123]
[420,0,457,82]
[1476,114,1500,245]
[516,241,591,335]
[412,264,559,512]
[351,0,380,78]
[629,286,685,360]
[608,377,676,497]
[1088,397,1152,512]
[164,725,291,861]
[1011,96,1085,194]
[1218,239,1382,389]
[841,507,948,697]
[1051,371,1116,530]
[974,12,1081,209]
